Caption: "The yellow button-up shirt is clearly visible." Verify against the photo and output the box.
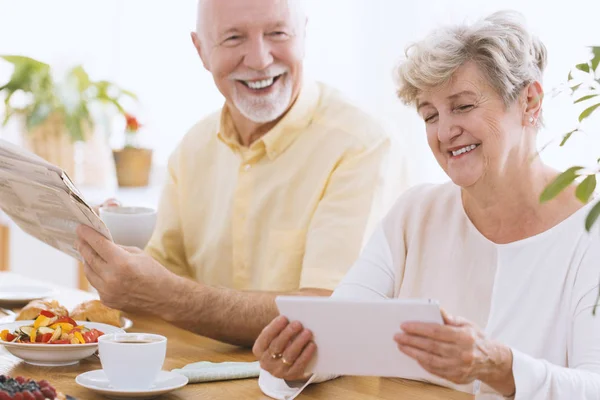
[146,81,391,291]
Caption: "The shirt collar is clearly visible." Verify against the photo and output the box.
[217,81,321,160]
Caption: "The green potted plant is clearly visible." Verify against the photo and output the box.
[0,55,136,177]
[112,113,153,187]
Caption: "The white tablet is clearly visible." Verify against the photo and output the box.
[275,296,442,379]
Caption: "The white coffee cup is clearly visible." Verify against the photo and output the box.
[98,333,167,390]
[99,206,157,249]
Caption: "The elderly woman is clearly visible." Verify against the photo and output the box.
[252,10,600,400]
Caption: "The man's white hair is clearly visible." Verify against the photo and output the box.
[195,0,306,38]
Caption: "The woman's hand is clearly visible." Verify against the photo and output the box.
[253,315,317,382]
[394,310,515,396]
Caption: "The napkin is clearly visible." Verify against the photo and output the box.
[172,361,261,383]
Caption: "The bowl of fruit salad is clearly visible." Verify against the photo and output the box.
[0,310,124,366]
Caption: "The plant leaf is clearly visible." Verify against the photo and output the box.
[540,166,584,203]
[571,83,582,93]
[579,103,600,122]
[576,63,591,73]
[576,175,597,203]
[560,129,578,146]
[568,71,573,81]
[26,103,52,129]
[574,94,599,104]
[68,65,91,93]
[108,98,126,114]
[120,88,138,100]
[591,46,600,71]
[585,200,600,231]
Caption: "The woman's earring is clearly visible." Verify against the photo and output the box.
[529,116,535,124]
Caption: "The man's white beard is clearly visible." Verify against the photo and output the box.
[232,74,293,123]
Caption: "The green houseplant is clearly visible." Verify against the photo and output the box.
[0,55,136,176]
[541,46,600,232]
[540,46,600,312]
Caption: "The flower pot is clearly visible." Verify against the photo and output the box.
[22,113,76,178]
[113,147,153,187]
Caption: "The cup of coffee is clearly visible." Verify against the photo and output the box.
[98,333,167,390]
[99,206,157,249]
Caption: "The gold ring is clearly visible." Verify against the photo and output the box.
[271,352,283,359]
[282,357,292,366]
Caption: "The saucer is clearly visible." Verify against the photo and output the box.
[75,370,188,399]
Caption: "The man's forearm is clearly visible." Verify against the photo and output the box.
[157,275,331,347]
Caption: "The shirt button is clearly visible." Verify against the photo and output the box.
[243,164,251,171]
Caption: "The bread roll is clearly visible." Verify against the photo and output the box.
[15,300,69,321]
[70,300,122,327]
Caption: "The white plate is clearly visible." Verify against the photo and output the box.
[76,370,188,399]
[0,321,125,366]
[0,285,56,306]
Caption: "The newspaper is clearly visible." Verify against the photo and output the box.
[0,139,112,261]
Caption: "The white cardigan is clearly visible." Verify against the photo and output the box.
[259,183,600,399]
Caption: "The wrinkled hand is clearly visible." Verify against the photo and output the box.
[75,224,177,313]
[253,316,316,382]
[394,310,508,387]
[92,198,120,215]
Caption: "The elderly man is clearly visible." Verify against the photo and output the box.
[76,0,397,347]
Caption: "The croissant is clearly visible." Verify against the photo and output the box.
[70,300,122,327]
[15,300,69,321]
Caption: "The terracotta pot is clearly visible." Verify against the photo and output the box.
[112,147,153,187]
[23,113,76,178]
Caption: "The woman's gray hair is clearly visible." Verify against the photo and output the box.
[396,10,547,107]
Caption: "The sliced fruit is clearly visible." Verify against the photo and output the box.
[38,333,53,343]
[73,331,85,344]
[49,322,73,333]
[20,326,34,336]
[37,327,54,335]
[30,327,37,343]
[0,330,8,341]
[33,315,53,328]
[54,316,77,327]
[39,310,55,318]
[49,326,62,343]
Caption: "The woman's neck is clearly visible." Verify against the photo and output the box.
[462,160,583,244]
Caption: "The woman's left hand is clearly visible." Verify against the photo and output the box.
[394,310,514,395]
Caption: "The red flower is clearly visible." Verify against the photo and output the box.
[125,113,141,132]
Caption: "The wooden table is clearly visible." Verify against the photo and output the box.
[0,273,473,399]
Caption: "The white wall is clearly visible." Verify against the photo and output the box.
[1,0,599,179]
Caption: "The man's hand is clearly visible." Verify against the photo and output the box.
[76,225,332,347]
[75,224,180,313]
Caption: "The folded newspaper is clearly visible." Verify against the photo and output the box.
[0,139,112,261]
